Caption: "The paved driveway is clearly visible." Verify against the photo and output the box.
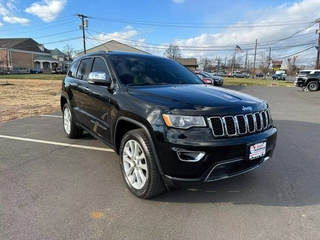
[0,86,319,240]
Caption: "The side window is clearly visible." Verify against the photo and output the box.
[76,58,92,80]
[91,57,111,80]
[68,59,80,78]
[92,57,108,72]
[312,71,320,76]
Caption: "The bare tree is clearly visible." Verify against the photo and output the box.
[62,44,78,60]
[199,57,212,72]
[164,44,182,59]
[287,56,299,76]
[258,51,271,79]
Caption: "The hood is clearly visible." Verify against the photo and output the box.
[126,84,267,114]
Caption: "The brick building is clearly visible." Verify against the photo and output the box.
[0,38,69,73]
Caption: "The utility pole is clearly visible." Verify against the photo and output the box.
[252,39,258,79]
[244,52,248,72]
[268,47,271,78]
[77,14,88,54]
[315,18,320,69]
[231,49,236,73]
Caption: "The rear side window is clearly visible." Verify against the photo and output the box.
[76,58,92,80]
[68,60,80,78]
[309,71,320,76]
[299,70,311,75]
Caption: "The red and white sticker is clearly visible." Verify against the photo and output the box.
[249,142,266,160]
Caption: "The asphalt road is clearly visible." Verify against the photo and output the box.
[0,86,320,240]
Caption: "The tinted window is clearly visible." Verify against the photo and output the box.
[110,55,202,85]
[91,57,111,79]
[68,59,80,78]
[76,58,91,80]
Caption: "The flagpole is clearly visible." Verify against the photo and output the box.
[231,48,236,74]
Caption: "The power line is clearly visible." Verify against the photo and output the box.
[91,16,315,29]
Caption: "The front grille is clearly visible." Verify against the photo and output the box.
[208,109,271,137]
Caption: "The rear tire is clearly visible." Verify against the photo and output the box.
[307,81,319,92]
[119,129,166,199]
[62,103,83,138]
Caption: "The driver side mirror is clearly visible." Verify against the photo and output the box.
[88,72,112,86]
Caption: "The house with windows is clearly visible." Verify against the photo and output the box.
[0,38,69,73]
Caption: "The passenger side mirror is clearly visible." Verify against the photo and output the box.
[88,72,112,86]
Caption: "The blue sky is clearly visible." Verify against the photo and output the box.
[1,0,320,66]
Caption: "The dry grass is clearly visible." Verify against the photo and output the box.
[0,77,295,123]
[0,79,61,122]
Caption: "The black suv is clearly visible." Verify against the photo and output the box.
[60,51,277,198]
[294,70,320,92]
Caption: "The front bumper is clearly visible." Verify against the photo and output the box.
[155,127,277,188]
[294,79,305,87]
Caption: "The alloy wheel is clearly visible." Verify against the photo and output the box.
[122,139,148,190]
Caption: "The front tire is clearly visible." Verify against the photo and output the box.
[307,81,319,92]
[119,129,166,199]
[62,103,83,138]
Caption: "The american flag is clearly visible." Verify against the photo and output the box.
[235,45,243,53]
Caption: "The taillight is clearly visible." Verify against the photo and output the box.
[202,78,212,84]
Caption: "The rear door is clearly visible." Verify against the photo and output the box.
[69,57,93,129]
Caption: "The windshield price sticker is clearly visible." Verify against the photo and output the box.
[249,142,266,160]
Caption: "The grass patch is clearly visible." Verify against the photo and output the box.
[223,77,295,87]
[0,73,64,81]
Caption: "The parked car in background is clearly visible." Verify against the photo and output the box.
[256,72,264,77]
[196,71,223,86]
[294,69,320,91]
[52,67,67,74]
[216,71,227,77]
[206,72,224,86]
[230,71,249,78]
[272,73,286,80]
[29,68,43,74]
[195,72,213,84]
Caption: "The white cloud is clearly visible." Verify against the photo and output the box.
[172,0,185,3]
[3,15,30,24]
[166,0,320,62]
[25,0,66,22]
[93,27,139,44]
[0,1,31,25]
[6,0,18,12]
[0,3,10,16]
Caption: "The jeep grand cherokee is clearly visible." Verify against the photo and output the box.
[60,51,277,199]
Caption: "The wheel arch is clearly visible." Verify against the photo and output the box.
[60,94,69,111]
[114,116,165,177]
[306,78,320,85]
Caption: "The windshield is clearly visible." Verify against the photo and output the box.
[110,55,203,85]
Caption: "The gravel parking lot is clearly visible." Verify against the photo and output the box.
[0,86,319,240]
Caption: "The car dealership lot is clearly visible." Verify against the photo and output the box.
[1,86,320,240]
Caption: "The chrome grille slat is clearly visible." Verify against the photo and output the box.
[208,109,272,137]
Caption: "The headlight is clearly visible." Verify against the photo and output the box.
[162,114,206,129]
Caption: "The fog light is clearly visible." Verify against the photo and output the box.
[173,148,205,162]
